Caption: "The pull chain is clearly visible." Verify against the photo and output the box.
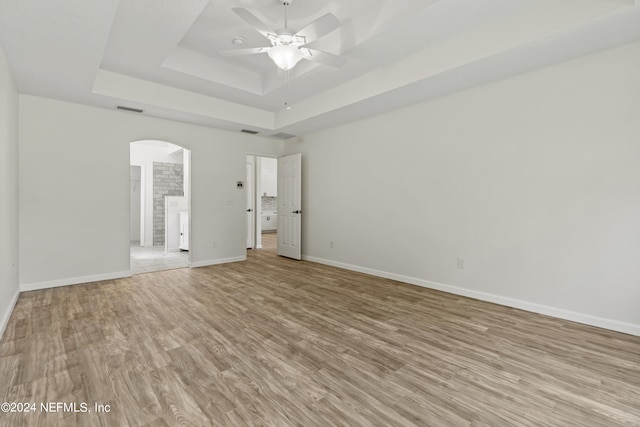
[282,1,292,110]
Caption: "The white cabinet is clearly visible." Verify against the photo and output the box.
[262,171,277,196]
[261,214,277,232]
[179,211,189,250]
[261,157,277,197]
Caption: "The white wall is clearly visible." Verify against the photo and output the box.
[130,142,184,165]
[285,40,640,335]
[183,149,190,202]
[0,43,19,338]
[19,95,283,290]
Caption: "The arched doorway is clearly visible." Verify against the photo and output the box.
[130,140,191,274]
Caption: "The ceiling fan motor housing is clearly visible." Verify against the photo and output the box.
[220,2,345,70]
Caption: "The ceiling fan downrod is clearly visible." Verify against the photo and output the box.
[282,1,290,31]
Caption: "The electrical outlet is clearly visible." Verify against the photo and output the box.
[213,241,217,248]
[457,257,465,270]
[330,241,334,249]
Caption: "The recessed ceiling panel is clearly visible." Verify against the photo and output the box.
[161,48,264,95]
[0,0,637,135]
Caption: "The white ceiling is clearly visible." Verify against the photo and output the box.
[0,0,639,139]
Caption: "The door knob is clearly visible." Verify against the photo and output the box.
[292,210,301,214]
[246,209,253,212]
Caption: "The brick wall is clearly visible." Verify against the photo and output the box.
[153,162,184,245]
[261,196,277,212]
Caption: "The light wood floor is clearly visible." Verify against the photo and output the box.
[1,244,640,426]
[260,232,277,250]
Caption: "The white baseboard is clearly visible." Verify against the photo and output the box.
[0,288,20,341]
[303,255,640,337]
[190,256,246,268]
[20,271,131,292]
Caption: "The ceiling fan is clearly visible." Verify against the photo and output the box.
[220,0,346,71]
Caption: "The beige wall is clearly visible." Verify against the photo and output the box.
[19,96,283,289]
[0,43,19,337]
[11,39,640,335]
[286,41,640,335]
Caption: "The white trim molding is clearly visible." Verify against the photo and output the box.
[20,271,132,292]
[303,255,640,337]
[190,256,246,268]
[0,289,20,340]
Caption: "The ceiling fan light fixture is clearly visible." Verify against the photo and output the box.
[268,44,303,70]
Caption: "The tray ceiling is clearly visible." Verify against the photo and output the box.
[0,0,638,138]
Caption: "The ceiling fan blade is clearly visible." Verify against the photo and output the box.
[219,47,269,57]
[232,8,275,39]
[303,49,347,68]
[294,13,340,44]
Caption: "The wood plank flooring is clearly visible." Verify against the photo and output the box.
[1,240,640,426]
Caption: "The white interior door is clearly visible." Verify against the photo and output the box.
[277,153,302,260]
[246,161,255,249]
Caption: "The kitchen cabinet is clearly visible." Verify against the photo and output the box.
[262,170,277,196]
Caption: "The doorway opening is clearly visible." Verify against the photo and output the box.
[130,140,191,274]
[247,155,278,252]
